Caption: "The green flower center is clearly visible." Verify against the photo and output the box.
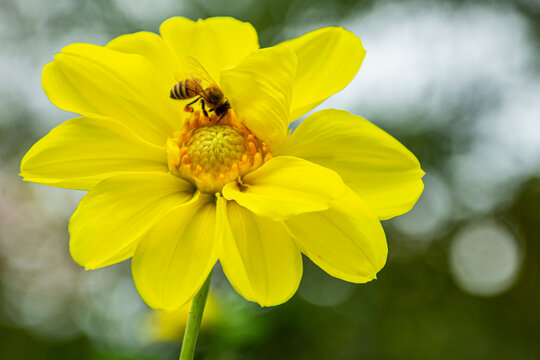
[185,125,247,176]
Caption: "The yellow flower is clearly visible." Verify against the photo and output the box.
[20,17,424,310]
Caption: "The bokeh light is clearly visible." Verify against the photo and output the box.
[450,220,522,297]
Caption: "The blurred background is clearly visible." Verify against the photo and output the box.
[1,0,539,359]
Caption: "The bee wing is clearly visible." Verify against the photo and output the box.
[184,56,221,91]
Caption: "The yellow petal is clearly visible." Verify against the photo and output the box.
[285,188,387,283]
[20,116,167,190]
[107,31,180,90]
[222,156,346,220]
[132,194,218,311]
[221,46,296,150]
[69,173,194,270]
[281,109,424,219]
[278,27,365,121]
[160,17,259,83]
[217,197,302,306]
[42,43,180,145]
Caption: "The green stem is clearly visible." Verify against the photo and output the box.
[179,270,212,360]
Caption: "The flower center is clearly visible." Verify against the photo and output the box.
[167,111,271,193]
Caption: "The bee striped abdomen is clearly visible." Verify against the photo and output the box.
[170,79,202,100]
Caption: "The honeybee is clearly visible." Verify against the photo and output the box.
[170,57,231,122]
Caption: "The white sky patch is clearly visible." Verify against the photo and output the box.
[317,2,533,126]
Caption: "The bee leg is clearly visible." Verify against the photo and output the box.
[184,97,200,112]
[201,99,209,118]
[217,112,226,123]
[186,97,200,107]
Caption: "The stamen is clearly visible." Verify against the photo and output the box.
[253,152,262,167]
[180,146,188,157]
[248,141,257,155]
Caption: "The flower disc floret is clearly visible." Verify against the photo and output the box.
[167,111,272,193]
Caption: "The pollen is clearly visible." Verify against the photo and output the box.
[167,111,271,193]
